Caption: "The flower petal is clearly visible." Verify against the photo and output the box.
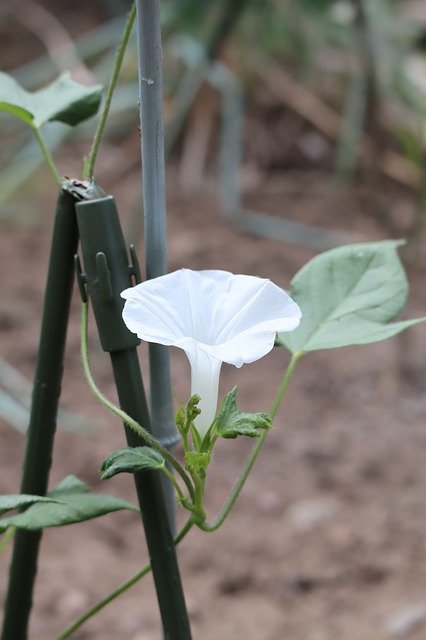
[121,271,194,344]
[200,330,277,367]
[212,275,301,344]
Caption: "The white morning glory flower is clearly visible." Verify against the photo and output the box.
[121,269,301,436]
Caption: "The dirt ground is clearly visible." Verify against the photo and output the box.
[1,159,426,640]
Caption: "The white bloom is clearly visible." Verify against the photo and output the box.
[121,269,301,436]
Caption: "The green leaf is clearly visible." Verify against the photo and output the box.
[277,240,425,354]
[0,72,102,128]
[100,447,165,480]
[215,387,271,439]
[0,475,138,532]
[48,475,89,496]
[0,494,63,517]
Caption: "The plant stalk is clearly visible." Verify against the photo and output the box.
[83,3,136,178]
[32,126,62,186]
[0,527,15,554]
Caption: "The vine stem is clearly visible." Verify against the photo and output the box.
[0,527,15,553]
[269,352,302,421]
[53,518,193,640]
[32,126,61,186]
[80,302,195,500]
[83,2,136,178]
[162,466,186,502]
[197,352,302,532]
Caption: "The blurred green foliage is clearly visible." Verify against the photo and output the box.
[1,1,426,208]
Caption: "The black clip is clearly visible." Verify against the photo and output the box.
[74,255,88,303]
[128,244,142,285]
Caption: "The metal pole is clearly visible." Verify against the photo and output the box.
[1,188,79,640]
[135,0,178,527]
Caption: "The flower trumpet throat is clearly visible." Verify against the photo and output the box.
[121,269,301,436]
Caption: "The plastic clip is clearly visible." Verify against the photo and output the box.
[74,255,88,303]
[128,244,142,285]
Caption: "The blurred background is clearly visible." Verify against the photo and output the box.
[1,1,426,639]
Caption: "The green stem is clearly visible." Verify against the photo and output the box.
[269,352,302,420]
[83,3,136,178]
[198,353,301,532]
[190,474,206,525]
[162,466,185,502]
[0,527,15,553]
[80,302,195,500]
[32,126,61,186]
[54,518,193,640]
[182,430,190,453]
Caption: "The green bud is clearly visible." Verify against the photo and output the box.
[187,394,201,422]
[175,405,187,435]
[185,451,211,475]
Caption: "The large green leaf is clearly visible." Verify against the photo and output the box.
[0,72,102,128]
[277,240,424,355]
[214,387,271,439]
[0,494,63,517]
[0,476,138,532]
[100,447,165,480]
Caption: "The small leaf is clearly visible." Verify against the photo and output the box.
[277,240,425,354]
[0,494,63,516]
[215,387,271,439]
[100,447,165,480]
[0,72,102,129]
[0,475,138,532]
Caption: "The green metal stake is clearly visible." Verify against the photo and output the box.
[1,188,79,640]
[75,192,192,640]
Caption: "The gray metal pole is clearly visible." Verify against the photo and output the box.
[135,0,179,526]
